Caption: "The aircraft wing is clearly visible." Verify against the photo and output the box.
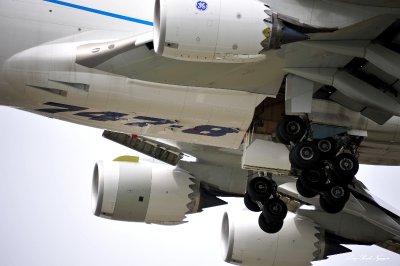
[261,0,400,8]
[85,33,285,96]
[89,14,400,123]
[331,0,400,8]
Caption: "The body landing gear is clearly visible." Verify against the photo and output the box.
[276,115,361,214]
[244,115,362,233]
[244,174,288,234]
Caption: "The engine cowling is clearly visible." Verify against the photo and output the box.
[92,160,200,225]
[221,210,351,265]
[154,0,307,63]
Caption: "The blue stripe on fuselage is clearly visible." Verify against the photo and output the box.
[43,0,153,26]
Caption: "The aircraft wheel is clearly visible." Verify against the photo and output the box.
[247,177,273,202]
[276,116,306,144]
[289,141,320,169]
[329,173,354,186]
[296,178,318,198]
[300,168,327,191]
[258,213,284,234]
[321,183,350,206]
[315,138,338,159]
[243,193,261,212]
[262,198,288,223]
[319,197,345,214]
[332,153,359,178]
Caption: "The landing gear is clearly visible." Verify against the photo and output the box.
[244,174,288,234]
[289,141,320,169]
[315,137,337,159]
[258,213,284,234]
[247,176,273,201]
[319,197,345,214]
[276,116,306,144]
[244,193,261,212]
[331,153,359,180]
[296,178,318,198]
[263,198,288,222]
[319,183,349,213]
[244,115,362,233]
[300,169,327,191]
[257,197,287,234]
[276,115,361,215]
[322,183,350,206]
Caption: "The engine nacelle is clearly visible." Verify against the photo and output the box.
[92,161,200,225]
[221,210,351,265]
[154,0,307,63]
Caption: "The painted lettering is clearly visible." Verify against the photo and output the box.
[182,125,239,137]
[37,102,87,114]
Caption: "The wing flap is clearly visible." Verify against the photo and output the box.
[310,15,398,41]
[103,130,183,165]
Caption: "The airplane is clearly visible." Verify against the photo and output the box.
[0,0,400,265]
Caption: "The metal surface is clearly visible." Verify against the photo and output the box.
[103,130,183,165]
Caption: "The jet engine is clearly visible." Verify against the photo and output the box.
[153,0,307,63]
[92,160,203,225]
[221,210,351,265]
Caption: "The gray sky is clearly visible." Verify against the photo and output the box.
[0,106,399,266]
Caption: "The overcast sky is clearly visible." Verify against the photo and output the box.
[0,106,399,266]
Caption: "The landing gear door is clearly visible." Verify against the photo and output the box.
[242,136,291,175]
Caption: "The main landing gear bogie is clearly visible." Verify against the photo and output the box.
[276,115,360,214]
[244,115,361,233]
[244,175,288,234]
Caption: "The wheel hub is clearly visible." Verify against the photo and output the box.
[318,140,331,152]
[286,121,300,135]
[269,202,283,214]
[308,170,320,183]
[299,146,314,160]
[331,186,345,199]
[340,158,354,171]
[255,181,268,193]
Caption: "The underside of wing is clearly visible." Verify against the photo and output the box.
[91,41,285,96]
[333,0,400,8]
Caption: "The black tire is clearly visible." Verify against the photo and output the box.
[300,169,327,191]
[296,178,318,198]
[321,183,350,206]
[319,197,345,214]
[247,177,273,201]
[332,153,359,178]
[329,172,354,186]
[258,213,284,234]
[289,141,320,169]
[244,193,261,212]
[276,116,306,144]
[315,138,338,159]
[262,198,288,223]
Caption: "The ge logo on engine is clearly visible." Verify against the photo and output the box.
[196,1,208,11]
